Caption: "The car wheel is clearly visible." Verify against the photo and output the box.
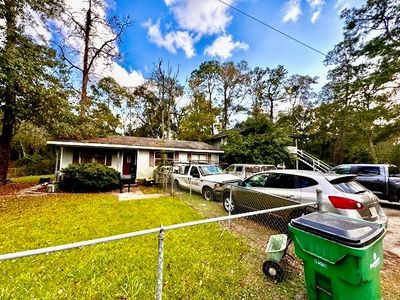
[202,187,214,201]
[173,180,180,191]
[262,260,285,282]
[222,191,237,214]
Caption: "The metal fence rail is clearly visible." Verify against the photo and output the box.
[0,201,313,300]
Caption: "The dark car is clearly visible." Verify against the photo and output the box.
[331,164,400,202]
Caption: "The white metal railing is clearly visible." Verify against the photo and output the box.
[0,202,313,300]
[290,148,331,173]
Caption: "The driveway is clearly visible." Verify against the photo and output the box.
[382,204,400,257]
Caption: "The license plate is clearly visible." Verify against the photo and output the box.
[369,206,378,217]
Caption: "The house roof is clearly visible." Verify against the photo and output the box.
[206,128,246,141]
[47,136,224,153]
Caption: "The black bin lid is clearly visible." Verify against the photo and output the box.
[290,212,385,248]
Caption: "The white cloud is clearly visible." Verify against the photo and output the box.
[311,10,321,23]
[143,19,196,58]
[94,61,145,88]
[307,0,324,23]
[55,0,144,88]
[307,0,323,9]
[23,6,53,45]
[204,34,248,60]
[164,0,233,36]
[283,0,302,23]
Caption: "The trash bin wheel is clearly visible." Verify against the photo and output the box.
[262,260,285,282]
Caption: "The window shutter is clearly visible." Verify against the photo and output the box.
[207,154,211,163]
[174,152,179,162]
[149,151,155,167]
[187,153,191,162]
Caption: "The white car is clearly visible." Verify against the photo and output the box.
[172,164,241,200]
[225,164,277,180]
[222,169,387,226]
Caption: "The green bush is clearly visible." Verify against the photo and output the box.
[15,154,55,175]
[59,163,120,192]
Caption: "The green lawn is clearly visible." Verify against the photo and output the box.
[0,191,306,299]
[10,174,55,184]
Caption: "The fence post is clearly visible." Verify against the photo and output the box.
[228,185,232,228]
[189,177,192,198]
[316,188,323,212]
[156,226,165,300]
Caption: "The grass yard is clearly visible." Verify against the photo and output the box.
[0,191,306,299]
[10,174,55,184]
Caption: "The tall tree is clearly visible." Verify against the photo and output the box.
[250,65,287,121]
[284,74,318,112]
[178,93,219,141]
[58,0,131,113]
[0,0,66,184]
[188,60,220,134]
[217,60,251,130]
[131,60,183,139]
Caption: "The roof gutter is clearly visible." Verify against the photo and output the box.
[47,141,224,154]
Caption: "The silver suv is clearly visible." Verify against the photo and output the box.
[222,169,387,226]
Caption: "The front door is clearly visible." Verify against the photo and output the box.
[123,152,137,177]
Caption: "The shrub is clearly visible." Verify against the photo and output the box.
[59,163,120,192]
[15,154,55,175]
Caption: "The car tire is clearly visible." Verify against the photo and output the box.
[202,187,214,201]
[222,191,238,214]
[262,260,285,282]
[173,180,180,191]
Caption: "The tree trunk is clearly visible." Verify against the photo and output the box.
[0,101,15,184]
[80,0,92,114]
[222,88,228,130]
[270,99,274,122]
[368,130,378,163]
[0,0,17,185]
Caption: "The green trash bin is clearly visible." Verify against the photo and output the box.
[288,212,385,300]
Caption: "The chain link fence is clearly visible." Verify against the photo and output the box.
[1,173,317,299]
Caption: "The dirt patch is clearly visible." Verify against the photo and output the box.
[0,182,36,196]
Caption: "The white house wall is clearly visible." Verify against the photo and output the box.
[61,148,73,170]
[58,147,221,182]
[137,150,154,180]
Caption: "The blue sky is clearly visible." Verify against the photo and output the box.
[110,0,363,88]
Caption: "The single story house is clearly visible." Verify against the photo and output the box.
[47,136,224,182]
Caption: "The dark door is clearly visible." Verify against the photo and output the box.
[123,152,137,177]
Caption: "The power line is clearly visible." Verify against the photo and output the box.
[216,0,328,58]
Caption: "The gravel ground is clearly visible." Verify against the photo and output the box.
[382,204,400,257]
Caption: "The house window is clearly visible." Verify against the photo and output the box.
[106,152,112,166]
[93,152,106,164]
[155,151,174,166]
[72,150,80,164]
[77,150,112,166]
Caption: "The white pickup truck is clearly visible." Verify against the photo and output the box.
[172,164,241,201]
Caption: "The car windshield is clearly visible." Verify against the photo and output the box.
[199,165,224,176]
[333,180,366,194]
